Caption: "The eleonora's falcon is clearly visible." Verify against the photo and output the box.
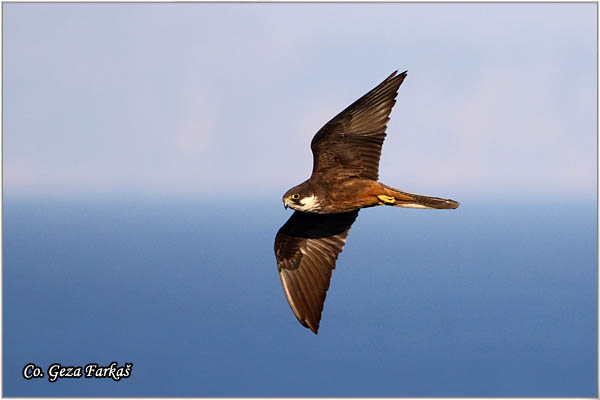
[274,70,460,334]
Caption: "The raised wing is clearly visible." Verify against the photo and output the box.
[274,210,359,334]
[310,70,407,182]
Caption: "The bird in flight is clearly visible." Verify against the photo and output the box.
[274,70,460,334]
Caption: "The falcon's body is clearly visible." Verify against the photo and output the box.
[275,70,459,334]
[284,178,457,214]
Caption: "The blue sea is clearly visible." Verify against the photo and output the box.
[3,196,597,396]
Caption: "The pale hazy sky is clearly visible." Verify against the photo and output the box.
[4,3,597,199]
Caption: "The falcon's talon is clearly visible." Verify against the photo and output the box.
[377,195,396,204]
[274,70,460,334]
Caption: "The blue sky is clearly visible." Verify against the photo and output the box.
[3,3,597,200]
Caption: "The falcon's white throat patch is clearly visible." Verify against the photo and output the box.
[296,194,321,212]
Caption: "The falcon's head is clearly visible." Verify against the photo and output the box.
[282,182,321,212]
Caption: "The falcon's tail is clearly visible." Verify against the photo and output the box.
[376,185,460,210]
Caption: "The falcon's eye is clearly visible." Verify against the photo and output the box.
[291,193,300,200]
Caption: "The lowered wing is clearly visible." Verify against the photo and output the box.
[274,210,359,334]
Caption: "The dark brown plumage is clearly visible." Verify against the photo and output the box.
[275,210,358,333]
[275,70,460,334]
[311,70,403,183]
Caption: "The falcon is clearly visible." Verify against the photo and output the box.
[274,70,460,334]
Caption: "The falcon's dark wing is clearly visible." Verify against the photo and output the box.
[310,70,407,182]
[274,210,359,334]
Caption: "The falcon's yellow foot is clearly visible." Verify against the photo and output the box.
[377,195,396,204]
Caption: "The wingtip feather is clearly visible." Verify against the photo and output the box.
[386,69,407,81]
[386,70,399,80]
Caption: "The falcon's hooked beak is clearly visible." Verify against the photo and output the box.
[283,197,292,210]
